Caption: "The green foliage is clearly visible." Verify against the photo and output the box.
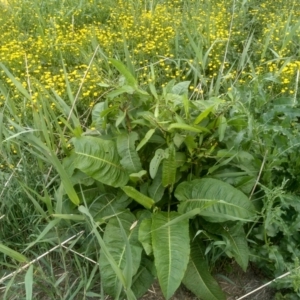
[52,60,257,299]
[182,237,226,300]
[25,265,34,300]
[176,178,255,223]
[250,184,300,297]
[99,211,142,298]
[117,132,143,174]
[152,212,190,299]
[71,136,129,187]
[122,186,155,210]
[0,244,28,263]
[244,93,300,297]
[3,0,300,298]
[0,53,261,298]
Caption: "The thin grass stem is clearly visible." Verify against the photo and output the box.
[237,266,300,300]
[0,231,84,284]
[61,245,98,265]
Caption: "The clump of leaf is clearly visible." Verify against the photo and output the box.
[60,60,257,299]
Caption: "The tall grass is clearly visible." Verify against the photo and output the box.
[1,0,300,298]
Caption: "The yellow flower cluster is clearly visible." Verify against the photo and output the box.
[241,0,300,93]
[1,0,300,110]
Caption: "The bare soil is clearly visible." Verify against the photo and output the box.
[139,262,275,300]
[216,262,275,300]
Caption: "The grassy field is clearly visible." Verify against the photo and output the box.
[1,0,300,299]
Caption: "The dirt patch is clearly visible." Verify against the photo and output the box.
[216,262,275,300]
[140,282,197,300]
[0,266,275,300]
[139,262,275,300]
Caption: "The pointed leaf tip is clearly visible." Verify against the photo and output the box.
[152,212,190,299]
[176,178,255,222]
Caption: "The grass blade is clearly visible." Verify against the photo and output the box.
[0,244,28,263]
[25,265,33,300]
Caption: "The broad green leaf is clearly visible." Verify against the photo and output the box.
[0,243,28,262]
[149,149,165,179]
[162,145,176,187]
[204,223,249,271]
[182,238,226,300]
[25,265,34,300]
[168,123,210,133]
[148,167,165,202]
[107,85,135,98]
[71,136,129,187]
[117,132,142,174]
[171,81,191,95]
[175,152,187,168]
[175,114,186,124]
[116,110,126,127]
[138,218,153,255]
[165,93,184,105]
[224,225,250,271]
[139,111,158,128]
[152,212,190,300]
[70,169,95,187]
[89,192,131,221]
[131,256,156,298]
[218,115,227,142]
[163,79,176,95]
[99,211,143,298]
[139,182,149,197]
[173,133,185,148]
[184,135,197,154]
[122,186,155,210]
[151,208,214,231]
[136,209,152,220]
[136,129,155,151]
[148,134,165,144]
[79,206,132,298]
[176,179,255,222]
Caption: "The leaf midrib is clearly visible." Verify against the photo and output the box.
[76,151,124,169]
[189,258,219,300]
[184,199,253,212]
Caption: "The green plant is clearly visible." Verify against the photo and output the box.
[51,59,257,300]
[3,0,300,298]
[247,95,300,296]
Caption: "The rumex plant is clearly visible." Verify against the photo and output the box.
[62,60,256,299]
[1,0,300,298]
